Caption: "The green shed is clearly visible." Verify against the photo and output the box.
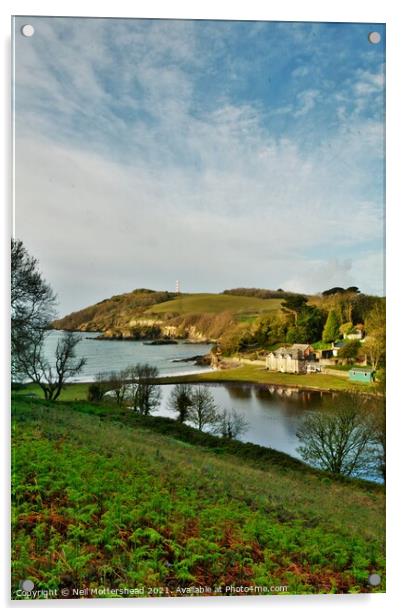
[348,368,375,383]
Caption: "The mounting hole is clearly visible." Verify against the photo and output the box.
[21,24,35,37]
[21,579,35,592]
[368,31,381,44]
[368,573,381,586]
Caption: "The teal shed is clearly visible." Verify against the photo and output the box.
[348,368,375,383]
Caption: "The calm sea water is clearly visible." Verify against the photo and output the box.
[43,330,213,381]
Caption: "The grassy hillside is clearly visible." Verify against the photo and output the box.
[12,396,385,597]
[52,290,283,342]
[52,289,177,332]
[145,294,282,316]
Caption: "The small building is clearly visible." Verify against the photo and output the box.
[332,341,345,357]
[344,327,364,341]
[348,368,375,383]
[266,344,314,374]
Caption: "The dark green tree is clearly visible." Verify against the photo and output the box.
[282,295,308,324]
[337,340,361,362]
[125,364,161,415]
[167,384,194,423]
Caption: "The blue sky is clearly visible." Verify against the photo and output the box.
[14,17,385,315]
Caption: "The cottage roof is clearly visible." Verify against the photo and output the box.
[270,344,310,359]
[288,344,311,351]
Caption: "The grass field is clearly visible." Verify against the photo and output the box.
[12,396,385,597]
[145,294,283,316]
[157,366,378,393]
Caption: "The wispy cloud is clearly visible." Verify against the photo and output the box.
[13,17,385,313]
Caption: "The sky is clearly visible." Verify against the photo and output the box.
[13,17,385,316]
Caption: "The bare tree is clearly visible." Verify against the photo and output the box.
[296,393,378,477]
[11,239,56,379]
[215,408,249,439]
[102,369,131,406]
[167,384,194,423]
[187,387,219,431]
[18,332,86,401]
[88,371,122,403]
[125,363,161,415]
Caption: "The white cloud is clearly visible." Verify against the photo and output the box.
[15,121,384,314]
[294,89,320,117]
[13,18,385,314]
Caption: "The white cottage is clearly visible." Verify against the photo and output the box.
[266,344,314,374]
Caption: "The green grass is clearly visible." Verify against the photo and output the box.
[157,366,378,393]
[12,396,385,597]
[145,294,283,316]
[13,382,89,401]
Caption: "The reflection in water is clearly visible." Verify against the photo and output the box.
[156,383,382,482]
[156,382,323,458]
[225,384,253,400]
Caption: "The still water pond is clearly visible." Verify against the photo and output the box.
[156,382,334,460]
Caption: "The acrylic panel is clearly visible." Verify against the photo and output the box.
[11,16,386,600]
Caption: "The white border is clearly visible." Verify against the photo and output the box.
[2,1,401,614]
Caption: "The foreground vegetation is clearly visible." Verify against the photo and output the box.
[12,396,385,597]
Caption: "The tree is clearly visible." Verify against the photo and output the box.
[339,322,353,337]
[296,394,377,477]
[99,370,130,406]
[337,339,361,362]
[167,384,194,423]
[322,310,341,343]
[364,301,386,370]
[285,306,325,344]
[188,387,219,431]
[282,295,308,324]
[17,332,86,401]
[215,408,249,440]
[322,287,346,296]
[126,363,161,415]
[11,238,56,378]
[87,371,118,403]
[351,294,379,324]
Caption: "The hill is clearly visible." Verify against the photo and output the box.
[12,395,385,597]
[145,293,282,316]
[52,290,283,342]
